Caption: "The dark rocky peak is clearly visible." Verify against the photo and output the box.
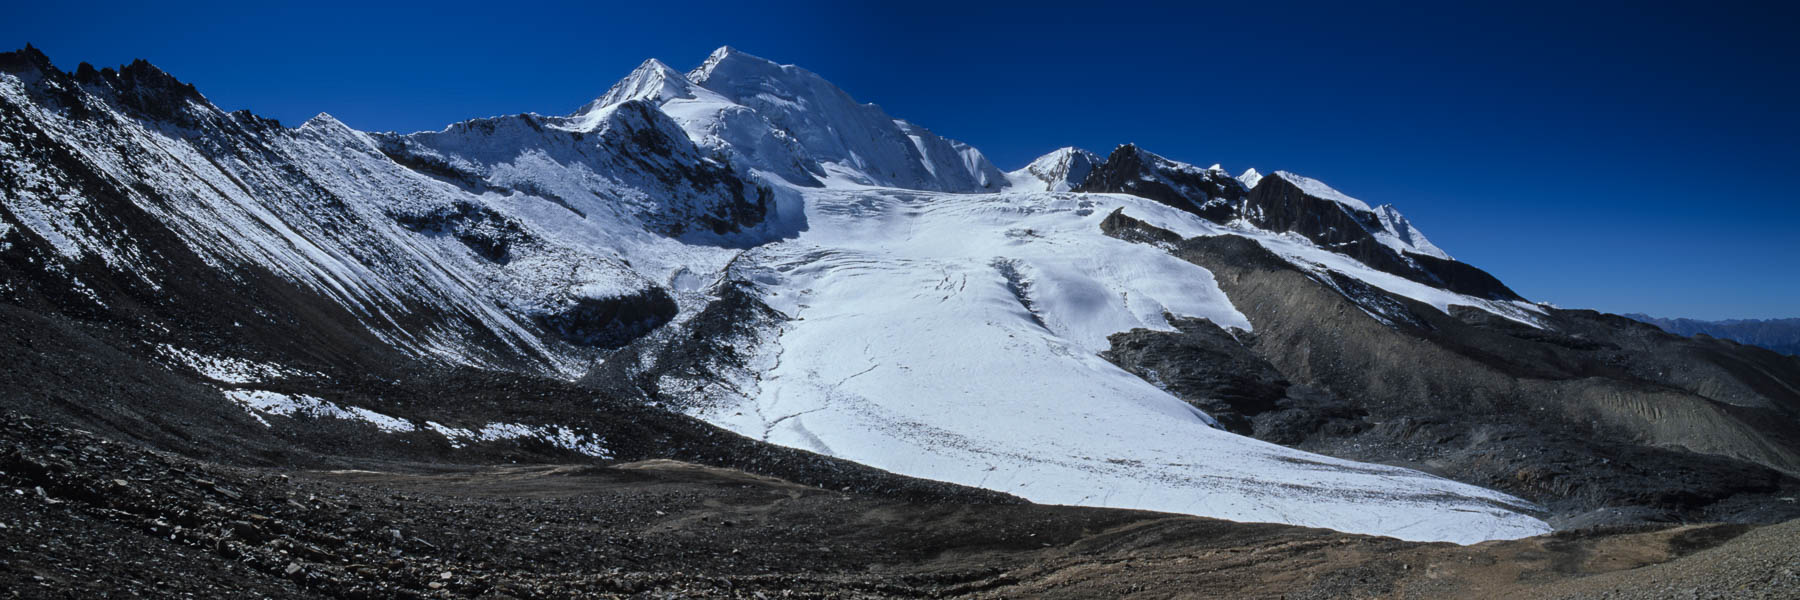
[115,58,204,100]
[228,108,284,132]
[0,47,216,127]
[0,46,95,117]
[0,44,55,75]
[75,56,208,110]
[1243,170,1384,238]
[1075,144,1247,222]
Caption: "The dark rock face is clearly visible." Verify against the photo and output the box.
[1097,207,1182,247]
[534,287,679,349]
[597,101,772,236]
[581,277,786,411]
[390,200,529,263]
[1075,144,1245,222]
[1098,215,1800,527]
[1104,315,1302,435]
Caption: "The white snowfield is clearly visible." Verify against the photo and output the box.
[0,46,1556,543]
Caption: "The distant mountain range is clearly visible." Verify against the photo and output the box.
[1626,315,1800,356]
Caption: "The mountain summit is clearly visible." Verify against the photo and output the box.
[583,58,697,111]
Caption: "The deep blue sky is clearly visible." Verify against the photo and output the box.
[8,1,1796,319]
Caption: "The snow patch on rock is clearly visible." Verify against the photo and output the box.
[160,346,315,385]
[221,389,415,433]
[426,421,611,458]
[1269,171,1372,212]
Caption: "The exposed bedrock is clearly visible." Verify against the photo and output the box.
[533,287,680,349]
[1101,314,1365,440]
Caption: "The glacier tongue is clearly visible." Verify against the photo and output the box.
[691,184,1550,544]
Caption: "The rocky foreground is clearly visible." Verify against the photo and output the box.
[3,412,1795,599]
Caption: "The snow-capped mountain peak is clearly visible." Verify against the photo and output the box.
[689,45,759,82]
[300,111,348,130]
[1237,167,1263,189]
[1375,204,1451,259]
[679,46,1002,192]
[1008,146,1100,192]
[581,58,698,114]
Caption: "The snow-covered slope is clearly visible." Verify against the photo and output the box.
[0,49,779,377]
[0,64,574,373]
[895,119,1008,189]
